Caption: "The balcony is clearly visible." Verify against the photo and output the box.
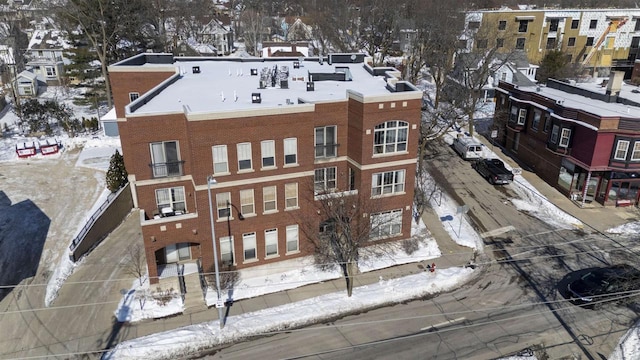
[150,160,185,178]
[314,143,338,158]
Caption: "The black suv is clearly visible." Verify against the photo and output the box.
[567,264,640,308]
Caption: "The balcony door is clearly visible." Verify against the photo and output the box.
[151,141,180,177]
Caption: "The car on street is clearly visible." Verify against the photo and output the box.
[567,264,640,308]
[471,158,514,185]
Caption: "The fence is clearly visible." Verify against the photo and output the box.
[197,258,208,300]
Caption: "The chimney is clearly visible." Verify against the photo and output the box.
[606,71,624,102]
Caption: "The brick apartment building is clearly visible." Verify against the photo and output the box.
[496,73,640,207]
[109,53,422,283]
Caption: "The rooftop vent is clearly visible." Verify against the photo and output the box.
[192,66,200,74]
[250,68,258,76]
[280,79,288,89]
[293,61,300,69]
[252,93,262,103]
[307,81,315,91]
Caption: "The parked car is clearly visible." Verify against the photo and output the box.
[567,264,640,308]
[471,158,514,185]
[453,136,483,160]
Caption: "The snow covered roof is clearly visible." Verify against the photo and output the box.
[111,54,421,117]
[28,29,72,50]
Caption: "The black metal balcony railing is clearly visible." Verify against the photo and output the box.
[314,143,338,158]
[150,160,185,178]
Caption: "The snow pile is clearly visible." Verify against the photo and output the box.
[510,179,582,229]
[115,276,184,323]
[610,319,640,360]
[606,221,640,236]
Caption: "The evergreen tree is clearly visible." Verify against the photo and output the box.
[106,150,128,192]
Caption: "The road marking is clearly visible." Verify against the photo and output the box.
[420,317,466,331]
[480,226,516,238]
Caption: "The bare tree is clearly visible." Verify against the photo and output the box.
[205,263,241,302]
[123,243,147,286]
[357,0,401,65]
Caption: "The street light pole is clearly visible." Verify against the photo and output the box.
[207,175,225,329]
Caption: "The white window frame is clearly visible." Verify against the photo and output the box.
[286,225,299,253]
[263,185,277,213]
[371,170,405,196]
[265,228,278,257]
[150,140,180,177]
[220,236,235,265]
[45,65,56,77]
[237,142,253,171]
[632,142,640,161]
[216,192,231,219]
[373,120,409,155]
[261,140,276,169]
[314,167,337,193]
[155,186,186,213]
[315,126,337,158]
[239,189,255,215]
[284,138,298,165]
[212,145,229,175]
[615,140,630,160]
[370,209,403,239]
[517,109,527,125]
[559,128,571,148]
[285,182,298,209]
[243,232,257,262]
[129,92,140,102]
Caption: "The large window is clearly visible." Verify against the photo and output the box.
[45,66,56,77]
[284,138,297,165]
[265,229,278,257]
[240,189,255,215]
[589,19,597,29]
[285,183,298,209]
[374,120,408,154]
[632,142,640,161]
[220,236,234,265]
[212,145,228,174]
[261,140,275,168]
[567,37,576,47]
[586,37,594,46]
[571,19,579,29]
[314,167,337,193]
[372,170,405,196]
[546,38,556,49]
[237,142,252,171]
[517,109,527,125]
[550,125,560,144]
[286,225,299,253]
[516,38,525,49]
[216,192,230,219]
[155,187,186,213]
[531,110,541,131]
[150,141,181,177]
[243,232,257,261]
[498,20,506,30]
[315,126,337,158]
[370,209,402,239]
[549,19,559,32]
[263,185,277,212]
[559,128,571,148]
[518,20,528,32]
[615,140,630,160]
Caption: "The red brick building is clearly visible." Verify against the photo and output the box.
[109,53,422,283]
[496,74,640,207]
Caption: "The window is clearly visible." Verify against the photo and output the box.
[265,229,278,257]
[243,232,257,261]
[586,37,594,46]
[510,105,518,122]
[615,140,630,160]
[374,120,408,154]
[546,37,556,49]
[498,20,506,30]
[518,20,528,32]
[458,39,468,49]
[212,145,228,174]
[220,236,234,265]
[286,225,299,253]
[150,141,180,177]
[240,189,255,215]
[516,38,525,49]
[315,126,337,158]
[633,142,640,161]
[216,192,230,219]
[284,138,297,165]
[632,37,640,48]
[263,185,277,212]
[496,38,504,48]
[589,19,597,29]
[517,109,527,125]
[314,167,336,193]
[567,37,576,47]
[549,19,559,32]
[261,140,275,168]
[285,183,298,209]
[559,128,571,148]
[372,170,405,196]
[237,142,252,171]
[45,66,56,77]
[468,21,480,29]
[476,39,487,49]
[129,92,140,102]
[370,209,402,239]
[636,20,640,31]
[348,167,355,191]
[155,187,186,213]
[550,125,560,143]
[571,19,579,29]
[532,110,541,131]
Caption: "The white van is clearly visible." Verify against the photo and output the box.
[453,136,483,160]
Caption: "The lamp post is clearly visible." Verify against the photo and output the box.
[206,175,225,329]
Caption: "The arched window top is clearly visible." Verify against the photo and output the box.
[373,120,408,155]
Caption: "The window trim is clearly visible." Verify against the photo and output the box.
[517,109,527,125]
[265,228,278,258]
[371,170,405,197]
[220,236,235,265]
[373,120,409,155]
[263,185,277,213]
[614,140,630,160]
[286,224,299,254]
[632,142,640,161]
[314,167,337,193]
[216,192,231,220]
[285,182,298,209]
[239,189,255,216]
[559,128,571,148]
[212,145,229,175]
[261,140,276,169]
[283,137,298,166]
[242,232,257,262]
[129,92,140,102]
[370,209,403,240]
[150,140,180,178]
[315,126,337,158]
[155,186,186,214]
[237,142,253,171]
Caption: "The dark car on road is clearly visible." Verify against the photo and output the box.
[567,264,640,308]
[471,158,514,185]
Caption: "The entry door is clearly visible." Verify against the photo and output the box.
[177,243,191,260]
[165,244,179,263]
[585,176,599,201]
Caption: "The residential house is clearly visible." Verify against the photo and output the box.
[15,69,37,96]
[199,18,233,56]
[495,72,640,207]
[262,41,310,58]
[109,53,422,283]
[25,28,70,85]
